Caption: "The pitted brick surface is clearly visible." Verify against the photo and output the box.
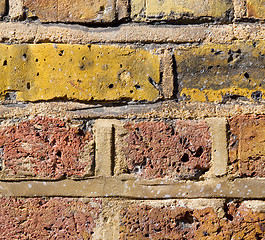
[0,116,94,179]
[123,120,211,179]
[229,115,265,178]
[120,202,265,239]
[0,197,101,239]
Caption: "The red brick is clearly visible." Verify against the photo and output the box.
[228,115,265,177]
[0,116,94,179]
[0,197,101,239]
[120,202,265,239]
[123,120,211,179]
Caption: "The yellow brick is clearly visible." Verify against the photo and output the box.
[58,0,116,22]
[23,0,123,22]
[0,44,160,102]
[175,41,265,102]
[247,0,265,18]
[132,0,232,21]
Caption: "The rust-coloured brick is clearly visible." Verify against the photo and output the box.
[0,197,101,239]
[123,120,211,179]
[120,202,265,239]
[0,117,94,179]
[229,115,265,178]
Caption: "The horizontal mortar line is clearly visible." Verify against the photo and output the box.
[2,100,265,120]
[0,177,263,199]
[0,22,265,44]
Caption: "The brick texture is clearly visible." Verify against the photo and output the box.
[0,44,160,102]
[175,41,265,101]
[229,115,265,178]
[23,0,129,22]
[132,0,233,21]
[0,117,94,179]
[120,202,265,239]
[247,0,265,18]
[122,120,211,179]
[0,197,101,239]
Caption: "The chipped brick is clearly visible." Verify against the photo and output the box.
[123,120,211,179]
[120,202,265,239]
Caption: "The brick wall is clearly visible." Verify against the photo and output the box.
[0,0,264,239]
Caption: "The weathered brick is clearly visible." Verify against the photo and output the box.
[132,0,233,21]
[175,41,265,102]
[0,116,94,179]
[247,0,265,18]
[0,0,5,17]
[0,197,101,239]
[0,44,160,102]
[120,201,265,239]
[122,120,211,179]
[228,115,265,178]
[23,0,58,22]
[23,0,129,22]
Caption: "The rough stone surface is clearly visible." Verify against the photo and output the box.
[23,0,128,23]
[247,0,265,18]
[0,197,101,239]
[120,201,265,239]
[122,120,211,179]
[0,0,5,17]
[132,0,233,21]
[176,40,265,102]
[0,116,94,179]
[228,115,265,178]
[9,0,24,20]
[0,44,160,102]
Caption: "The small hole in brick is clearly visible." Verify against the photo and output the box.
[130,90,133,93]
[108,84,114,89]
[59,50,64,56]
[36,72,39,76]
[26,82,30,89]
[82,56,85,60]
[56,150,62,157]
[195,146,203,157]
[244,72,249,78]
[181,153,189,162]
[3,60,7,66]
[35,58,38,62]
[100,5,105,11]
[22,54,27,60]
[211,48,214,52]
[135,84,141,89]
[120,64,123,68]
[251,91,262,100]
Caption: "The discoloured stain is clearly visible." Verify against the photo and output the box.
[175,41,265,102]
